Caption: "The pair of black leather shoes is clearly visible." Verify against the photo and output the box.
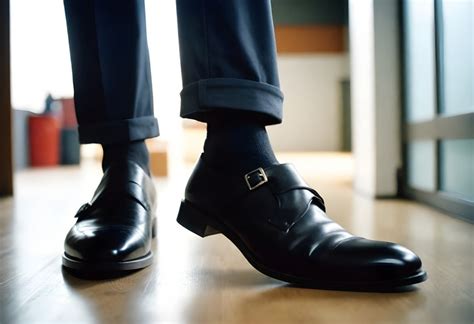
[63,157,427,289]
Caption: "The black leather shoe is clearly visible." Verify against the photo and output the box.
[62,160,157,273]
[177,156,427,290]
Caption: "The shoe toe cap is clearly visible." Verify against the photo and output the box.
[64,224,148,262]
[321,237,423,281]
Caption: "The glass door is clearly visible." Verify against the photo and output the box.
[402,0,474,222]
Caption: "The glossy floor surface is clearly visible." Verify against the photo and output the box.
[1,153,473,323]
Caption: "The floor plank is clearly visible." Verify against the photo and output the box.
[0,154,473,324]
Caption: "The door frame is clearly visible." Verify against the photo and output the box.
[0,0,13,197]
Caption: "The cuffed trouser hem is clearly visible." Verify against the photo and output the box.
[180,78,284,125]
[78,116,159,144]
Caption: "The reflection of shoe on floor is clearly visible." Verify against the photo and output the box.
[177,155,427,290]
[62,160,157,273]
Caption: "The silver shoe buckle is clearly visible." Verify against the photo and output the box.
[244,167,268,190]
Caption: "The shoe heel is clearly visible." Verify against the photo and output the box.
[177,200,220,238]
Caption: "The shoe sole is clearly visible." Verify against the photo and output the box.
[62,217,157,275]
[62,251,154,272]
[177,200,428,291]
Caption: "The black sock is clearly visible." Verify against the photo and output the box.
[102,140,150,175]
[203,112,278,174]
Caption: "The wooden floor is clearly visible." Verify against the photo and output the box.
[0,153,473,324]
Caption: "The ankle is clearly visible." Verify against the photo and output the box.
[102,140,150,175]
[203,113,278,174]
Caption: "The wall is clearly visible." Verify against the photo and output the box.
[269,0,350,152]
[269,54,349,151]
[349,0,401,197]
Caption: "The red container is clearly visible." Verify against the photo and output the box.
[28,115,60,166]
[59,98,77,128]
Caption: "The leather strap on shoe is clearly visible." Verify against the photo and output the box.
[243,164,325,212]
[74,161,155,219]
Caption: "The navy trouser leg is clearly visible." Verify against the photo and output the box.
[176,0,284,125]
[63,0,159,144]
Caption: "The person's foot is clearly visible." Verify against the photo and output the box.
[62,159,156,274]
[177,155,427,290]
